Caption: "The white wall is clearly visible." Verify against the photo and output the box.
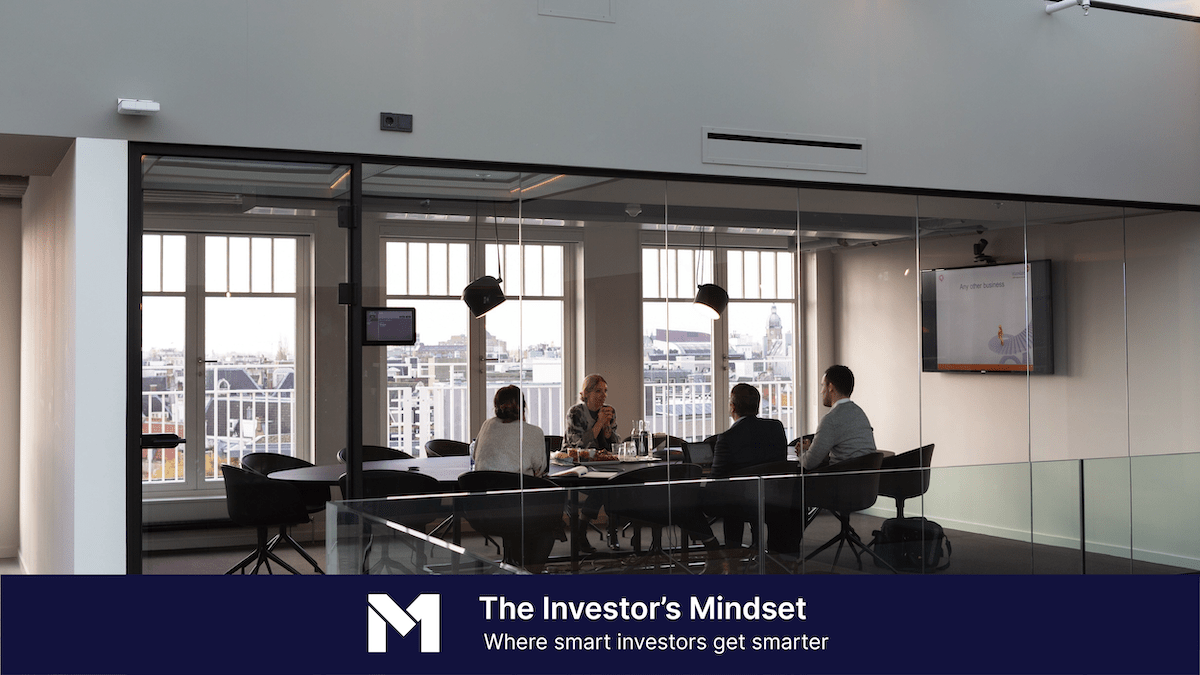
[0,1,1197,205]
[19,139,127,574]
[0,201,21,559]
[582,222,644,423]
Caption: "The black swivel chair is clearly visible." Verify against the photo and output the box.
[877,444,935,518]
[338,469,447,574]
[685,439,715,469]
[221,464,314,575]
[240,452,328,574]
[543,435,563,471]
[425,439,470,457]
[657,435,689,461]
[706,460,800,551]
[337,445,414,463]
[800,452,896,572]
[603,463,712,572]
[457,471,568,572]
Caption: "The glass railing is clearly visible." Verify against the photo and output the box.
[327,494,523,575]
[325,456,1200,576]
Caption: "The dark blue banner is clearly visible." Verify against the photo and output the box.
[3,575,1197,674]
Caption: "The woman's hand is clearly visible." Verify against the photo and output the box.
[596,405,615,437]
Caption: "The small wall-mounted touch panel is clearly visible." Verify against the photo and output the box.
[702,126,866,174]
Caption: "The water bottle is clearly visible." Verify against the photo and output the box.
[468,438,476,471]
[638,420,649,457]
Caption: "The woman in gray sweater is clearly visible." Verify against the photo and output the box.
[473,385,547,476]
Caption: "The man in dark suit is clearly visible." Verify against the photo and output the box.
[707,383,788,548]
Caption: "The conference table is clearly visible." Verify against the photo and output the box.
[268,454,682,570]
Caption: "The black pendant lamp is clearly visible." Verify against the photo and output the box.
[693,228,728,319]
[463,199,507,318]
[462,275,506,318]
[693,282,728,320]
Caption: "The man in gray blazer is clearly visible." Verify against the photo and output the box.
[800,365,876,471]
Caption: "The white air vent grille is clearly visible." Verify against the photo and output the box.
[702,126,866,174]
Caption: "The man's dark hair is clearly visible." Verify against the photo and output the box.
[730,383,761,417]
[824,365,855,397]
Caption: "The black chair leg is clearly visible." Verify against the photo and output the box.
[803,513,898,574]
[225,549,259,575]
[242,527,304,575]
[276,528,324,574]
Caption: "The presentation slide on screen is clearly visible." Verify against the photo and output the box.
[3,575,1197,674]
[935,264,1032,370]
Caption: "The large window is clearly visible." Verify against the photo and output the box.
[641,245,717,440]
[382,239,566,454]
[142,233,306,492]
[383,241,472,454]
[483,242,566,436]
[725,249,797,435]
[641,244,797,441]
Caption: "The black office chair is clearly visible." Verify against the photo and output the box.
[705,460,799,550]
[337,445,414,463]
[603,463,713,573]
[221,464,315,575]
[658,435,689,462]
[685,439,715,469]
[338,470,448,574]
[788,434,815,448]
[457,471,567,572]
[543,435,563,471]
[877,444,935,518]
[425,439,470,457]
[800,452,896,572]
[240,452,328,573]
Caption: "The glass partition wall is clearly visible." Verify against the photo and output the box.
[139,154,352,572]
[135,150,1200,575]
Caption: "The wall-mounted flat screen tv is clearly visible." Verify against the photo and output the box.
[920,260,1053,374]
[363,307,416,346]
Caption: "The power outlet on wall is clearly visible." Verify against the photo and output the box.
[380,112,413,132]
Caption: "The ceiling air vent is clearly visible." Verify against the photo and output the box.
[702,127,866,174]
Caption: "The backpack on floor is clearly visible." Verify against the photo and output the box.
[869,516,951,572]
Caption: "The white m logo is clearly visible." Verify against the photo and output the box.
[367,593,441,653]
